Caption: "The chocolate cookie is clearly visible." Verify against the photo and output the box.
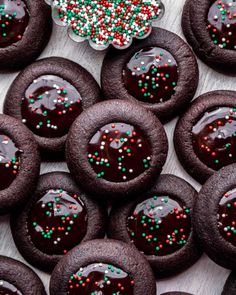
[222,272,236,295]
[0,114,40,215]
[0,255,46,294]
[101,28,199,123]
[174,90,236,184]
[108,174,201,277]
[0,0,52,70]
[194,164,236,270]
[66,100,168,200]
[11,172,107,272]
[4,57,101,157]
[182,0,236,73]
[50,239,157,295]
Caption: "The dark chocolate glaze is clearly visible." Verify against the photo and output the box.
[27,189,87,255]
[207,0,236,50]
[67,263,134,295]
[192,107,236,170]
[127,195,191,256]
[0,0,29,48]
[123,47,178,104]
[87,122,152,182]
[0,134,21,191]
[21,75,82,138]
[218,188,236,247]
[0,280,22,295]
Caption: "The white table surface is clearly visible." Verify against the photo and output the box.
[0,0,234,294]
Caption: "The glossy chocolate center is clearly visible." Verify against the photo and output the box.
[192,107,236,170]
[207,0,236,50]
[87,122,152,182]
[67,263,134,294]
[0,280,22,295]
[0,0,29,48]
[123,47,178,103]
[218,188,236,246]
[0,134,21,191]
[127,195,191,256]
[27,189,87,255]
[21,75,83,138]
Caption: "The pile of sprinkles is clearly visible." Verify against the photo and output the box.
[0,0,29,48]
[27,189,87,255]
[0,134,21,191]
[21,75,82,138]
[67,263,134,294]
[218,188,236,246]
[123,47,178,103]
[127,195,191,256]
[192,107,236,170]
[50,0,163,49]
[207,0,236,50]
[87,122,152,182]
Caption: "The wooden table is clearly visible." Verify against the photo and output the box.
[0,0,232,294]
